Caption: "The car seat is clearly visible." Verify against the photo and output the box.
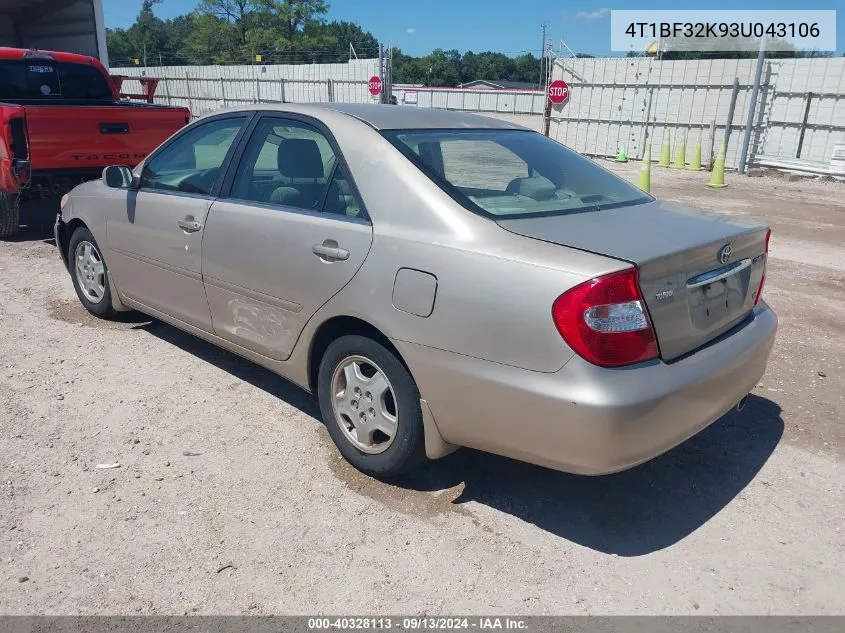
[270,138,325,209]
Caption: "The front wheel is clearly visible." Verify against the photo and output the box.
[68,226,117,319]
[0,192,20,238]
[317,335,427,478]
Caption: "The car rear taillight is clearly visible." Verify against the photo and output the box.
[754,228,771,306]
[552,268,659,368]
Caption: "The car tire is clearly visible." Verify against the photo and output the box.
[68,226,117,319]
[0,192,20,238]
[318,335,427,478]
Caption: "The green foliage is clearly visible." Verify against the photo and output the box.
[390,48,542,86]
[105,0,544,83]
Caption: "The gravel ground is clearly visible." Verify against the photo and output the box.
[1,166,844,615]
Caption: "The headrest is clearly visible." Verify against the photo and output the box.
[506,175,556,201]
[277,138,324,179]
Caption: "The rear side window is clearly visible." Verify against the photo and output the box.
[228,117,364,219]
[0,60,112,102]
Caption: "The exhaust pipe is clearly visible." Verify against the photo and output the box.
[736,395,749,412]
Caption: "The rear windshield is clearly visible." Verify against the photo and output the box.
[383,129,651,219]
[0,59,113,103]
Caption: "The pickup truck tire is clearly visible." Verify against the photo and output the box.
[0,192,20,238]
[68,226,117,319]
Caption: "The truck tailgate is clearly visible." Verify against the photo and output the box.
[24,105,188,170]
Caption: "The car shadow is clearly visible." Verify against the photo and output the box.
[141,318,783,557]
[141,318,318,416]
[402,394,783,556]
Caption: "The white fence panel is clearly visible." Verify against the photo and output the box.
[549,56,845,170]
[110,60,380,118]
[111,56,845,171]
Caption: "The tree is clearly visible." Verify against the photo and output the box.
[256,0,329,42]
[187,13,243,63]
[196,0,257,49]
[105,0,553,83]
[513,53,541,86]
[106,0,167,65]
[309,20,380,58]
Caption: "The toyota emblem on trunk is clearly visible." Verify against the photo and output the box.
[718,244,733,264]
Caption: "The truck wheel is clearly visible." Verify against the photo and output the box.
[0,192,21,238]
[68,226,117,319]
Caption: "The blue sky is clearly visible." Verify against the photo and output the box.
[104,1,843,57]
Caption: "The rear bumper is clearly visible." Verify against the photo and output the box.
[397,303,778,475]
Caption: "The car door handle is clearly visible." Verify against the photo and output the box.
[312,242,349,261]
[177,218,203,233]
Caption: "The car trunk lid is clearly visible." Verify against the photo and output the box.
[497,199,768,361]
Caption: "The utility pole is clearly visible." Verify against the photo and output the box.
[738,36,767,174]
[143,42,147,67]
[386,42,394,104]
[378,43,385,104]
[540,23,547,90]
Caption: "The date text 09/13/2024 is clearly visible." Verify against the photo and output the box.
[307,617,529,630]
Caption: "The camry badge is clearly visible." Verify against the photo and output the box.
[718,243,733,264]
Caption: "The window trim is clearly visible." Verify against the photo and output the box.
[135,111,255,199]
[382,128,654,221]
[217,112,371,224]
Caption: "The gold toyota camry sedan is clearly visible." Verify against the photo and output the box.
[55,104,777,478]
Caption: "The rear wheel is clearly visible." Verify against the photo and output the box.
[68,226,117,319]
[0,192,20,238]
[317,335,427,478]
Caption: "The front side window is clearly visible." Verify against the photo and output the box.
[229,117,343,213]
[384,129,652,219]
[139,117,246,195]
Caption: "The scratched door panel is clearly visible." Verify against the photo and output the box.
[202,199,372,361]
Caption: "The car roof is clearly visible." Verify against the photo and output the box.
[318,103,529,131]
[211,103,530,132]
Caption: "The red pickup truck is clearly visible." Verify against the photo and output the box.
[0,47,190,237]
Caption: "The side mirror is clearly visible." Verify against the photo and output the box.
[102,165,137,189]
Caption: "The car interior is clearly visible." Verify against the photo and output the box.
[139,122,243,196]
[397,133,640,217]
[230,124,363,219]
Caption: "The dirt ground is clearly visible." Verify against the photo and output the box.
[1,166,844,615]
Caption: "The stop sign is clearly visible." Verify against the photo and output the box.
[368,75,383,97]
[548,79,569,105]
